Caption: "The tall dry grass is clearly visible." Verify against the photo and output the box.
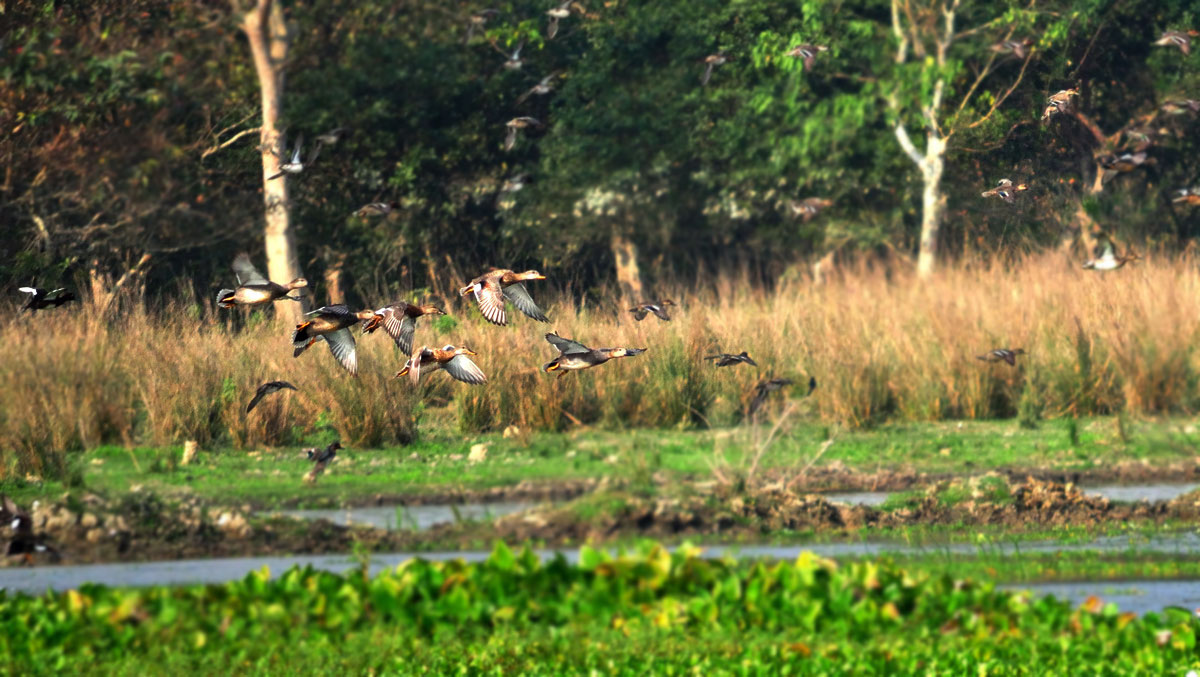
[2,252,1199,477]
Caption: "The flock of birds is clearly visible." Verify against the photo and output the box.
[211,252,812,418]
[6,15,1200,557]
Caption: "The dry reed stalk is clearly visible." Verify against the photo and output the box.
[1,253,1198,476]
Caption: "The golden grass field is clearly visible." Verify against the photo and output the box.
[3,252,1198,477]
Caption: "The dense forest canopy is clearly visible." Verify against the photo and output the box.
[2,0,1197,306]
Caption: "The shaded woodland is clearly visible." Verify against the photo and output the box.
[2,0,1198,306]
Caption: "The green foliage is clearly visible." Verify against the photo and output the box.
[2,542,1198,673]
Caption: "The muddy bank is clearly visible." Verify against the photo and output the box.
[478,476,1200,544]
[9,476,1200,567]
[290,459,1200,508]
[0,492,437,567]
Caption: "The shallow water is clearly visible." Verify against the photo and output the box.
[822,491,890,506]
[1086,483,1197,503]
[1001,580,1200,617]
[6,534,1200,596]
[272,502,532,531]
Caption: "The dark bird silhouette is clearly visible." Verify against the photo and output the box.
[629,300,675,321]
[246,381,298,413]
[18,287,75,312]
[748,376,816,417]
[2,495,60,564]
[976,348,1025,366]
[304,442,342,483]
[705,352,758,367]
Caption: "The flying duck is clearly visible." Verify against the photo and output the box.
[976,348,1025,366]
[246,381,298,413]
[629,300,675,321]
[705,352,758,367]
[786,197,834,221]
[1154,29,1196,55]
[701,53,729,86]
[980,178,1029,203]
[396,345,488,385]
[216,253,307,308]
[459,268,549,326]
[304,442,342,483]
[291,305,377,375]
[361,302,445,355]
[267,134,318,181]
[542,332,645,378]
[785,44,827,70]
[504,116,543,152]
[18,287,75,312]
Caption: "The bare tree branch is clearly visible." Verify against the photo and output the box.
[894,122,926,167]
[962,50,1035,131]
[200,126,262,160]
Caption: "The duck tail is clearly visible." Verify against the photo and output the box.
[217,289,236,308]
[292,321,314,344]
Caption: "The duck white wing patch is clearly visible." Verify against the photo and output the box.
[325,328,358,375]
[474,282,508,326]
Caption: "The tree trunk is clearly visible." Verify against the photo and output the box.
[915,136,946,278]
[611,233,644,301]
[241,0,306,324]
[323,257,345,305]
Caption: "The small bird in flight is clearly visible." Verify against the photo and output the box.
[705,352,758,367]
[629,300,675,321]
[504,117,543,151]
[701,53,729,86]
[785,44,827,71]
[246,381,298,413]
[18,287,75,312]
[980,178,1028,203]
[267,134,317,181]
[976,348,1025,366]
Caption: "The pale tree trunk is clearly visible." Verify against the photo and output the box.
[895,123,947,278]
[240,0,306,323]
[323,256,345,305]
[610,233,644,301]
[890,0,958,279]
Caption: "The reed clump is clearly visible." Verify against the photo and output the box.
[2,252,1198,478]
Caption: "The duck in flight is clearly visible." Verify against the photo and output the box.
[267,134,318,181]
[706,352,757,367]
[542,332,645,378]
[361,302,445,355]
[785,44,827,70]
[396,345,488,385]
[980,178,1028,203]
[291,305,378,375]
[216,253,307,308]
[18,287,75,312]
[976,348,1025,366]
[629,300,675,321]
[246,381,298,413]
[459,268,548,326]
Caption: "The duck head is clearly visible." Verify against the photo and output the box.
[515,270,546,281]
[287,278,309,290]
